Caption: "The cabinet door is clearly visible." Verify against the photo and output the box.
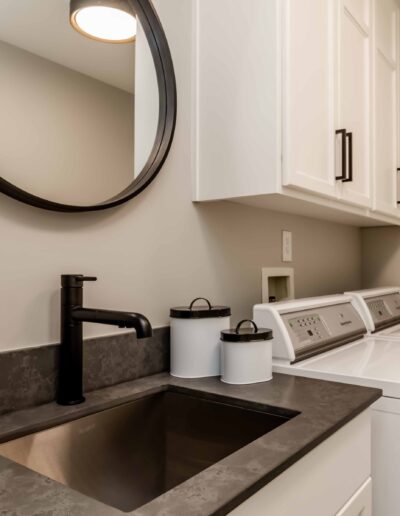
[336,478,372,516]
[373,0,399,217]
[337,0,372,208]
[282,0,337,199]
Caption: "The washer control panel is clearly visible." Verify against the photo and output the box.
[287,314,330,351]
[282,302,366,359]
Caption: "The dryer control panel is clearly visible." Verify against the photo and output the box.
[366,293,400,330]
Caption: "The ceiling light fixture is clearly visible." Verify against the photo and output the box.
[70,0,137,43]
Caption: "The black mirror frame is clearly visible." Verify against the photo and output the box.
[0,0,177,212]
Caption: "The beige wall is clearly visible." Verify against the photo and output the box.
[134,21,159,177]
[0,0,362,351]
[0,40,134,205]
[362,227,400,287]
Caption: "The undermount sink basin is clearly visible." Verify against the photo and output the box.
[0,390,295,512]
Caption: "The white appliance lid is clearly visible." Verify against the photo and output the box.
[293,337,400,397]
[379,324,400,337]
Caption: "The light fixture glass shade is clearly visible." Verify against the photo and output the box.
[70,0,137,43]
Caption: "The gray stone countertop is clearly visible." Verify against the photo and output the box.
[0,372,381,516]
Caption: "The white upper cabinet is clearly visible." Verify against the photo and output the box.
[337,0,372,208]
[372,0,399,217]
[281,0,337,198]
[345,0,370,26]
[193,0,280,201]
[193,0,400,226]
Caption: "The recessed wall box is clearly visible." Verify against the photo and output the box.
[262,268,295,303]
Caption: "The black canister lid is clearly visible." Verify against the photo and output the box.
[221,320,273,342]
[170,298,231,319]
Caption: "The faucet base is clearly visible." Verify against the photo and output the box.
[57,396,86,406]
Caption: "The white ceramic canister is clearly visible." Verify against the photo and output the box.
[221,320,273,385]
[170,298,231,378]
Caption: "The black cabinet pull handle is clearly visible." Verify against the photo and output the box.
[397,168,400,204]
[343,132,353,182]
[336,129,347,180]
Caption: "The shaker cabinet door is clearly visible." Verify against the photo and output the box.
[372,0,399,217]
[335,478,372,516]
[337,0,372,208]
[282,0,338,199]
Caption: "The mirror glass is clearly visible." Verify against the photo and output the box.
[0,0,160,206]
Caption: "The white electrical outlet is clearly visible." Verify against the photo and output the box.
[282,231,292,262]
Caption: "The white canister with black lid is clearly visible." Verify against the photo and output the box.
[221,320,273,385]
[170,298,231,378]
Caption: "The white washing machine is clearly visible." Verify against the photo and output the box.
[346,287,400,338]
[253,294,400,516]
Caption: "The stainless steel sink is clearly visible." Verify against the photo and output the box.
[0,390,295,512]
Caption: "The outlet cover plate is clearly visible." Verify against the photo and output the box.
[282,231,292,262]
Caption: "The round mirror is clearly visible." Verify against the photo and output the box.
[0,0,176,212]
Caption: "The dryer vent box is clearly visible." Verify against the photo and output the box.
[262,268,294,303]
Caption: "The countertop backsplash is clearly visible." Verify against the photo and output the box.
[0,327,170,415]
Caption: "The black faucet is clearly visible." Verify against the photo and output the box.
[57,274,152,406]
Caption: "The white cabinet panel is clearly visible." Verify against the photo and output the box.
[371,398,400,515]
[372,0,399,217]
[344,0,370,29]
[336,478,372,516]
[374,53,398,215]
[338,5,371,208]
[376,0,397,62]
[193,0,280,201]
[282,0,337,199]
[229,410,371,516]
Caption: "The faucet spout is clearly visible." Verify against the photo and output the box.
[72,308,152,336]
[57,275,153,406]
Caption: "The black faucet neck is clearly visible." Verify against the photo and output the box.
[57,274,152,406]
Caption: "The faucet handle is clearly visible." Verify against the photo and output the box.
[61,275,97,288]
